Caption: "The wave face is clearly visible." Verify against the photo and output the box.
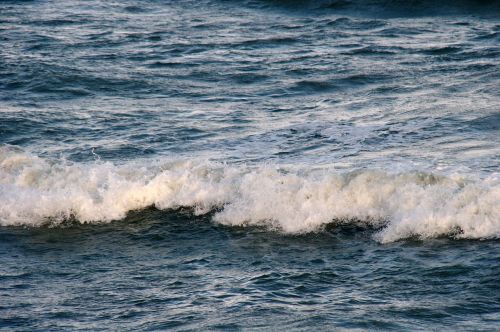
[1,146,498,243]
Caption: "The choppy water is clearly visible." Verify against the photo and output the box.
[1,0,499,330]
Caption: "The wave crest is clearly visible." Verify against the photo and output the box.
[0,146,498,243]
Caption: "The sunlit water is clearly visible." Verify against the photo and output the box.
[1,0,499,330]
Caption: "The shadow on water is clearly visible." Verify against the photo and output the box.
[1,207,496,251]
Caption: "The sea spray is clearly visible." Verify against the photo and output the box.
[1,146,498,242]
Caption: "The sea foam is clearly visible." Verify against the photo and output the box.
[0,146,498,243]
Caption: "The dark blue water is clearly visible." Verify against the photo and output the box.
[1,0,499,330]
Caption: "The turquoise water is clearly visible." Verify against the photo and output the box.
[1,0,499,330]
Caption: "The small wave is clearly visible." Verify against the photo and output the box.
[0,146,498,243]
[252,0,500,16]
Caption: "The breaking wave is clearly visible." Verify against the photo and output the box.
[0,146,498,243]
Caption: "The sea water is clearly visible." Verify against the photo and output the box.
[0,0,499,330]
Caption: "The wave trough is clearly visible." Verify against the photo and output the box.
[1,146,498,243]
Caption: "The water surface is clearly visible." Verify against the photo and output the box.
[0,0,499,330]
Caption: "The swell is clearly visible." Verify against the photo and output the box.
[248,0,500,17]
[1,146,498,243]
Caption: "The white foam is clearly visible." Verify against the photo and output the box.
[0,146,498,243]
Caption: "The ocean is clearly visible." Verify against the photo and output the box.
[0,0,499,330]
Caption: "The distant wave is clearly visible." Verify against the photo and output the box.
[253,0,500,15]
[0,145,498,242]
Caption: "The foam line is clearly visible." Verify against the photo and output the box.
[1,146,498,242]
